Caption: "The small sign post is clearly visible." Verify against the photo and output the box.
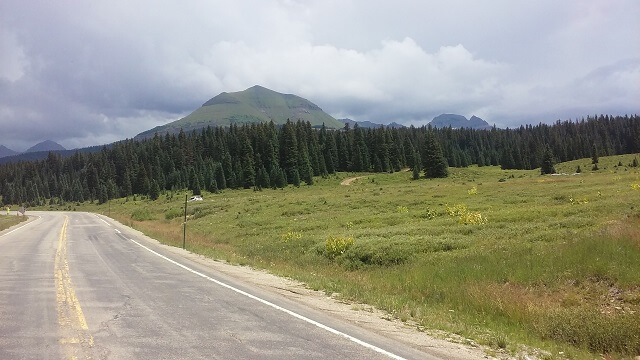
[183,194,188,249]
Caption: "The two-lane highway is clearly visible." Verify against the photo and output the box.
[0,212,456,359]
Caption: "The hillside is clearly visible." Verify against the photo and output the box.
[136,85,343,139]
[429,114,492,130]
[25,140,66,153]
[0,145,19,158]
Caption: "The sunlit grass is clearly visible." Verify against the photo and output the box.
[58,154,640,359]
[0,214,27,231]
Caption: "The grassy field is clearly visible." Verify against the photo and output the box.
[0,213,27,232]
[59,154,640,359]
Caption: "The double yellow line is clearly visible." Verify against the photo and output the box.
[55,215,94,359]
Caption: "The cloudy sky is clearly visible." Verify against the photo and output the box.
[1,1,639,150]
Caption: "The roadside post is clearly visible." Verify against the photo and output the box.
[183,194,187,249]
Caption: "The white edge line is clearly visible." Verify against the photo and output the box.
[96,215,111,226]
[0,215,41,238]
[127,237,406,360]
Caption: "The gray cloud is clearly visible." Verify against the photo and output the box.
[0,0,638,150]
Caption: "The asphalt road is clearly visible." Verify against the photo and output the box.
[0,212,446,360]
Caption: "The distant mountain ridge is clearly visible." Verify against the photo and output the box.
[0,145,19,158]
[25,140,66,153]
[136,85,343,139]
[0,140,66,159]
[338,118,406,129]
[429,114,492,130]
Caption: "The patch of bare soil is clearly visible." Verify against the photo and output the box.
[340,176,367,185]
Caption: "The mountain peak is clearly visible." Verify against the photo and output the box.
[136,86,343,139]
[247,84,269,91]
[25,140,66,153]
[429,114,492,130]
[0,145,19,158]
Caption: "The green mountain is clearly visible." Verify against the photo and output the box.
[136,85,343,139]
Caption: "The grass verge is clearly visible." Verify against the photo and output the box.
[0,214,27,232]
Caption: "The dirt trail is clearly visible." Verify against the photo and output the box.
[340,176,366,185]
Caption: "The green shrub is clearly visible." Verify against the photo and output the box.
[396,206,409,213]
[131,208,154,221]
[421,208,438,219]
[343,238,415,267]
[164,208,183,220]
[281,231,303,243]
[190,206,213,220]
[325,235,354,259]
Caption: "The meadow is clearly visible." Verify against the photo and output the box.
[63,154,640,359]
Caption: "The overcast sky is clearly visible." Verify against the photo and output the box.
[1,1,639,150]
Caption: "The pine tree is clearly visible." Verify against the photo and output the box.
[192,177,201,195]
[98,183,108,204]
[149,180,160,200]
[422,133,448,178]
[275,167,287,189]
[412,150,421,180]
[591,143,599,164]
[214,163,227,190]
[299,148,314,185]
[540,145,556,175]
[281,120,299,185]
[209,178,218,193]
[240,133,255,189]
[290,169,301,187]
[256,166,270,190]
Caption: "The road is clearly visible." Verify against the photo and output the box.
[0,212,455,360]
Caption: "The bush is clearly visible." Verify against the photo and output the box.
[342,238,417,267]
[281,231,303,243]
[325,235,354,259]
[164,208,183,220]
[421,208,438,220]
[446,204,467,217]
[458,211,488,225]
[131,208,155,221]
[189,206,213,220]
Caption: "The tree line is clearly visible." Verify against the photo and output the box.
[0,114,638,207]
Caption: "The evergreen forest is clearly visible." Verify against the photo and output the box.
[0,114,638,207]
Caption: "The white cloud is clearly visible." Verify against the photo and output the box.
[0,0,638,149]
[0,31,28,82]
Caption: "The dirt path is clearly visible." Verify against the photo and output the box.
[340,176,366,185]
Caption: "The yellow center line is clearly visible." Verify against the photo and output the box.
[55,215,94,359]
